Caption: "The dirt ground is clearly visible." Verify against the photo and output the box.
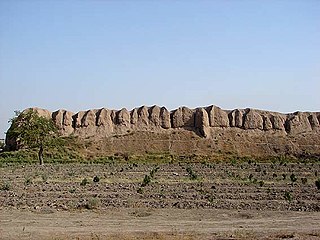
[1,208,320,240]
[1,160,320,239]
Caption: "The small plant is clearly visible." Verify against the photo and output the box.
[186,166,198,180]
[290,173,297,183]
[68,170,75,177]
[24,177,33,186]
[301,178,308,185]
[255,166,261,172]
[123,152,130,161]
[230,158,237,166]
[93,176,100,183]
[248,174,253,181]
[150,166,159,178]
[141,175,151,187]
[207,195,215,203]
[137,187,143,194]
[259,180,264,187]
[80,178,89,186]
[85,198,100,210]
[284,191,292,202]
[0,181,11,191]
[41,174,49,183]
[315,179,320,190]
[69,188,76,193]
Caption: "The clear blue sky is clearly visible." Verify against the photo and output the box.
[0,0,319,139]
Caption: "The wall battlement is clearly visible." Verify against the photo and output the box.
[6,105,320,157]
[24,105,320,137]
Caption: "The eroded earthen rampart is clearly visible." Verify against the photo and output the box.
[6,105,320,157]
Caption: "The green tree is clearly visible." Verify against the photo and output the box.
[6,109,58,165]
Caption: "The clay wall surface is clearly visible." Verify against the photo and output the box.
[6,105,320,157]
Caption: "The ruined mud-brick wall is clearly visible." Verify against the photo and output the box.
[6,105,320,157]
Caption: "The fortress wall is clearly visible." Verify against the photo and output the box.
[7,105,320,157]
[24,105,320,138]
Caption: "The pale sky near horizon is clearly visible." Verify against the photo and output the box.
[0,0,319,139]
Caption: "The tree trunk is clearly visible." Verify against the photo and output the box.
[39,145,44,165]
